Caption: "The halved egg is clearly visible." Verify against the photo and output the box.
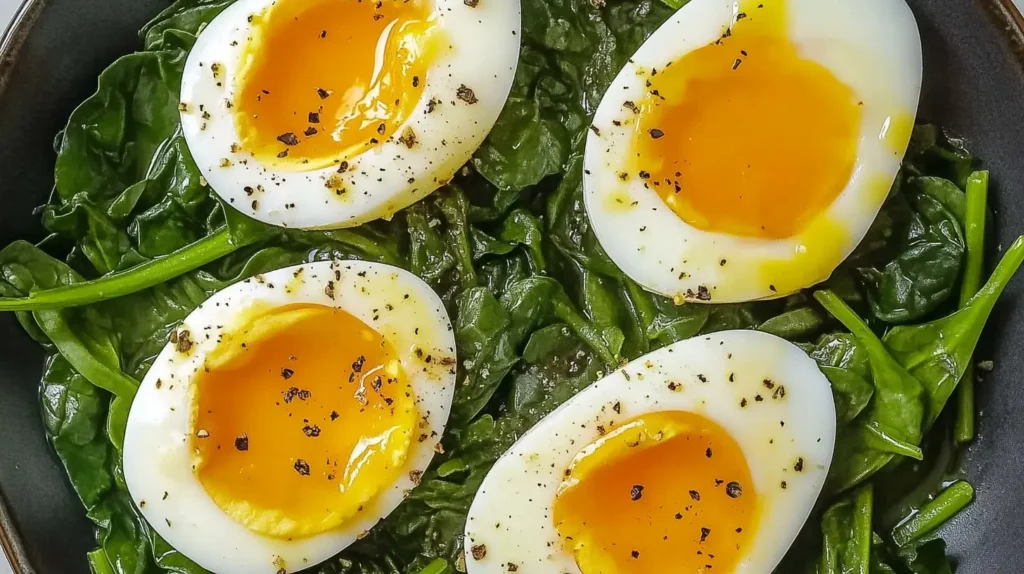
[123,261,456,573]
[180,0,520,229]
[464,330,835,573]
[584,0,922,303]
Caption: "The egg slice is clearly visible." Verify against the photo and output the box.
[180,0,520,229]
[123,261,456,573]
[464,330,835,573]
[584,0,922,303]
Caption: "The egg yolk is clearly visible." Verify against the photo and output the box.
[233,0,436,170]
[634,0,862,239]
[553,411,757,573]
[190,303,416,538]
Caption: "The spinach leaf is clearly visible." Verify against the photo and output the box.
[808,334,875,424]
[472,97,569,194]
[858,192,965,324]
[814,291,925,492]
[757,307,825,340]
[883,235,1024,425]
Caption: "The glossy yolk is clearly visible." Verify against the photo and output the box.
[553,411,757,573]
[190,303,416,538]
[233,0,435,170]
[634,0,862,239]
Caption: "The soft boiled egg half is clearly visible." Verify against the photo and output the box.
[584,0,922,303]
[464,330,835,573]
[180,0,520,229]
[123,261,457,573]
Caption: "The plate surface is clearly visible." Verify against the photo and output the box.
[0,0,1023,572]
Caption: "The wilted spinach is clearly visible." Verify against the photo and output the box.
[0,0,1018,573]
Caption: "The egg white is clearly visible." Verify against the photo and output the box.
[180,0,520,229]
[123,261,457,574]
[584,0,922,303]
[463,330,836,573]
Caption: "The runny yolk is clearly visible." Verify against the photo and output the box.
[553,411,758,573]
[233,0,436,170]
[190,303,416,538]
[634,0,862,239]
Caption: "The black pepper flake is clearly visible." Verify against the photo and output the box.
[781,481,788,489]
[754,394,764,402]
[470,544,487,560]
[294,459,311,476]
[174,330,193,353]
[283,387,311,403]
[330,410,339,421]
[705,447,713,458]
[675,512,683,519]
[302,424,321,437]
[317,88,331,99]
[352,355,366,373]
[409,470,423,485]
[740,398,748,407]
[613,401,622,414]
[277,132,299,146]
[308,112,320,123]
[631,550,640,559]
[649,128,665,139]
[623,100,639,113]
[277,150,289,158]
[398,127,417,148]
[281,368,294,379]
[700,527,711,542]
[234,434,249,451]
[794,458,804,472]
[457,84,478,104]
[630,484,644,501]
[763,379,775,389]
[304,127,318,136]
[726,481,743,498]
[377,122,386,135]
[773,385,786,400]
[412,76,420,88]
[464,0,479,6]
[689,490,700,501]
[325,280,336,299]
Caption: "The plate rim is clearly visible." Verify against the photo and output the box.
[0,0,1022,573]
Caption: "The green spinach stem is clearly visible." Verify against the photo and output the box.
[891,480,974,546]
[852,484,874,574]
[954,171,988,444]
[0,227,248,311]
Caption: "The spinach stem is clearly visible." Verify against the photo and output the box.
[87,548,115,574]
[0,227,249,311]
[955,171,988,444]
[852,484,874,574]
[813,290,889,360]
[891,480,974,546]
[417,559,452,574]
